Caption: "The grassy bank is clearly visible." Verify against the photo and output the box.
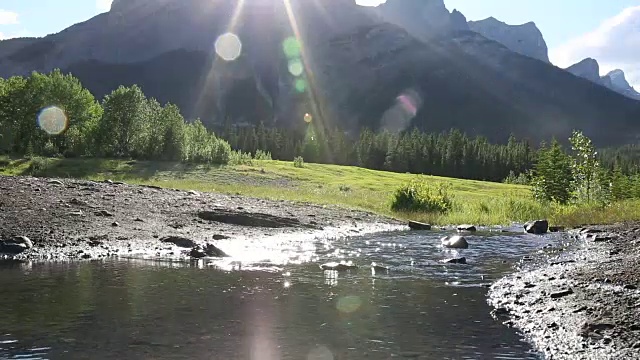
[1,155,639,227]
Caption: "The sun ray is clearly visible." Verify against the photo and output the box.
[282,0,334,162]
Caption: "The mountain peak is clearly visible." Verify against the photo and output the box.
[468,17,549,63]
[374,0,468,39]
[566,58,601,83]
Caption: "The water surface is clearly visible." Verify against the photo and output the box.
[0,230,566,359]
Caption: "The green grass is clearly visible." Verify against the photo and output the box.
[1,156,639,227]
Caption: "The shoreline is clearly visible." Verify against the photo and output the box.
[488,223,640,359]
[0,175,405,262]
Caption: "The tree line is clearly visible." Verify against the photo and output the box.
[0,70,231,164]
[2,69,640,203]
[220,124,533,182]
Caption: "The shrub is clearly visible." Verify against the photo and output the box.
[293,156,305,168]
[503,170,529,185]
[229,150,254,166]
[339,185,351,192]
[254,150,272,161]
[26,157,52,176]
[391,179,454,213]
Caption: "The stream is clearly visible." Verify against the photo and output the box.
[0,228,569,359]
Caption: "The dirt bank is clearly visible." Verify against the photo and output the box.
[0,175,403,261]
[489,223,640,359]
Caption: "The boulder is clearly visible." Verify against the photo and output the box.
[444,257,467,264]
[456,225,476,232]
[0,236,33,254]
[441,235,469,249]
[161,236,197,248]
[320,261,357,271]
[189,247,207,259]
[371,262,390,272]
[204,243,229,257]
[524,220,549,234]
[408,221,431,230]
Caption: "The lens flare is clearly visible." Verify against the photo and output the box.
[336,295,362,314]
[37,106,68,135]
[288,59,304,77]
[282,37,302,59]
[215,32,242,61]
[307,346,334,360]
[304,113,313,123]
[295,79,307,93]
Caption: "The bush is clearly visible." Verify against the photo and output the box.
[26,157,52,176]
[229,150,254,166]
[293,156,305,168]
[339,185,351,192]
[254,150,272,161]
[391,179,454,213]
[503,170,529,185]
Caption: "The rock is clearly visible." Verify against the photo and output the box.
[456,225,476,232]
[160,236,197,248]
[104,179,114,184]
[69,198,88,206]
[491,307,509,318]
[408,221,431,230]
[524,220,549,234]
[189,247,207,259]
[371,262,390,272]
[624,284,638,290]
[134,217,144,222]
[187,190,200,196]
[320,261,357,271]
[550,288,574,299]
[468,17,550,62]
[198,210,315,229]
[145,185,163,190]
[204,243,228,257]
[441,235,469,249]
[444,257,467,264]
[524,282,536,288]
[0,236,34,254]
[48,179,64,186]
[548,226,565,233]
[94,210,114,217]
[212,234,230,240]
[580,228,603,234]
[111,222,120,227]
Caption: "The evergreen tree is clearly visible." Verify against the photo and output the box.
[531,139,574,204]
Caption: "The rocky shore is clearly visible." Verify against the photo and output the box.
[0,175,403,261]
[489,223,640,359]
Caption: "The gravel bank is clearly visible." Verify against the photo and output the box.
[489,223,640,359]
[0,175,403,261]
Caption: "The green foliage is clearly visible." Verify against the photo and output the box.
[26,157,52,176]
[182,120,231,164]
[531,139,574,204]
[391,179,454,214]
[293,156,305,168]
[570,130,599,202]
[254,150,272,161]
[229,150,254,166]
[503,170,529,185]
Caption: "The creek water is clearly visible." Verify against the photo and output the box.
[0,229,567,359]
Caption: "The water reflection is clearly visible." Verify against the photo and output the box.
[0,230,561,359]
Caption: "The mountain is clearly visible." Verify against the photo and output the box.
[566,58,601,83]
[603,70,640,100]
[0,0,638,146]
[467,17,549,63]
[566,58,640,100]
[372,0,469,40]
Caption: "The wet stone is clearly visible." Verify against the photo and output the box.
[550,288,574,299]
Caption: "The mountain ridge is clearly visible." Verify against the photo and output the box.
[0,0,638,146]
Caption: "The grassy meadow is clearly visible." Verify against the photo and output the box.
[2,155,639,227]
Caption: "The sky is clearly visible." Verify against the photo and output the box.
[0,0,638,86]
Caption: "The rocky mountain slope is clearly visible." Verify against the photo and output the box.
[566,58,640,100]
[468,17,549,63]
[0,0,638,145]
